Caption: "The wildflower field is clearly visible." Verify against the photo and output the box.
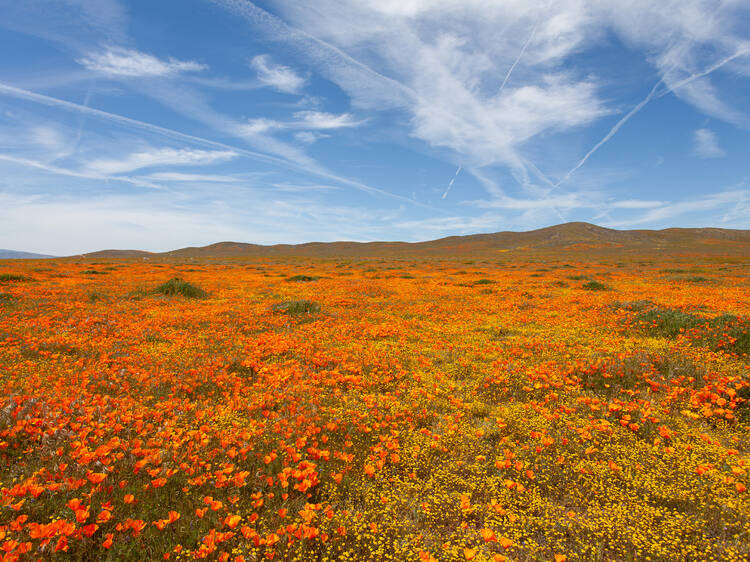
[0,255,748,561]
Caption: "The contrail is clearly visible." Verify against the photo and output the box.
[0,153,162,189]
[498,24,537,94]
[0,81,287,167]
[654,47,749,101]
[552,46,748,190]
[441,165,462,199]
[552,79,663,190]
[0,81,433,209]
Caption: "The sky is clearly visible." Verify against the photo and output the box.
[1,0,749,254]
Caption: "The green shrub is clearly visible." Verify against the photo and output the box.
[581,280,609,291]
[286,275,318,282]
[272,300,320,315]
[152,278,207,299]
[473,278,494,285]
[0,273,31,282]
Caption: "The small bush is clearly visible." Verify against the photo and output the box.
[581,280,609,291]
[88,290,107,302]
[611,300,655,312]
[272,300,320,315]
[286,275,318,282]
[0,273,31,282]
[82,269,106,275]
[473,279,494,285]
[152,278,207,299]
[676,275,713,284]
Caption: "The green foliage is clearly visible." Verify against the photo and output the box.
[581,280,609,291]
[286,275,318,282]
[632,307,702,338]
[272,299,321,315]
[152,278,208,299]
[0,273,31,282]
[88,290,107,302]
[629,306,750,358]
[473,278,494,285]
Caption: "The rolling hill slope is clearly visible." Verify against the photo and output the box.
[72,222,750,259]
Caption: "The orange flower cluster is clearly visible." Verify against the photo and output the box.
[0,257,748,560]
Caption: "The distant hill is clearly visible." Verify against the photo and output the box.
[0,249,57,259]
[73,222,750,259]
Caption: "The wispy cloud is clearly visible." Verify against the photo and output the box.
[84,148,237,175]
[293,131,330,144]
[0,153,161,189]
[293,111,362,129]
[693,128,725,158]
[144,172,240,183]
[606,189,750,227]
[238,111,363,136]
[0,80,430,208]
[250,54,306,93]
[213,0,750,199]
[78,47,207,77]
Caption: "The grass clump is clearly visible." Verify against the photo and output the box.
[473,278,495,285]
[82,269,106,275]
[674,275,713,284]
[581,280,609,291]
[286,275,318,282]
[0,273,31,282]
[152,278,207,299]
[628,305,750,358]
[272,300,320,315]
[631,307,702,338]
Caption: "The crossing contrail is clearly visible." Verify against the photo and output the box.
[0,81,435,208]
[552,47,748,190]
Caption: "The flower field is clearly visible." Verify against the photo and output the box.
[0,257,748,561]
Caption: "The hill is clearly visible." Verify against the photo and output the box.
[0,249,57,259]
[74,222,750,259]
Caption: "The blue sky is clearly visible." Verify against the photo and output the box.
[1,0,749,254]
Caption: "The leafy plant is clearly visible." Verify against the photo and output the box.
[152,278,208,299]
[272,299,320,315]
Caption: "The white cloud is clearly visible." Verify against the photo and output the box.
[0,153,162,189]
[607,189,750,227]
[28,125,66,152]
[293,131,329,143]
[693,128,725,158]
[78,47,207,77]
[238,118,280,135]
[84,147,237,174]
[144,172,239,182]
[292,110,362,129]
[250,54,306,93]
[214,0,750,194]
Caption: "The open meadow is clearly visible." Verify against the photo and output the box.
[0,255,749,561]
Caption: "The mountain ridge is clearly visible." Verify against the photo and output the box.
[64,222,750,259]
[0,249,57,259]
